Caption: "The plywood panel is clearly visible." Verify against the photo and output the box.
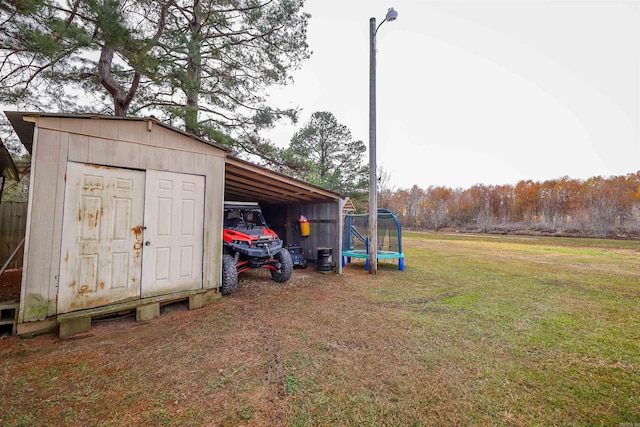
[87,136,108,165]
[181,151,195,173]
[134,120,151,145]
[108,139,139,169]
[204,155,224,289]
[153,147,169,171]
[81,118,101,137]
[168,150,182,172]
[162,127,179,149]
[139,144,155,170]
[118,121,137,141]
[20,128,62,321]
[194,154,207,175]
[64,118,83,134]
[100,120,118,139]
[68,133,89,163]
[38,117,62,132]
[179,137,199,153]
[49,131,70,300]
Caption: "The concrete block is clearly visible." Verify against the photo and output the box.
[0,302,18,336]
[136,303,160,322]
[59,316,91,338]
[189,289,221,310]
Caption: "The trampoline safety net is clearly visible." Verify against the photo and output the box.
[343,210,400,253]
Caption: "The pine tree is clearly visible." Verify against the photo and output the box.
[283,111,368,196]
[0,0,310,159]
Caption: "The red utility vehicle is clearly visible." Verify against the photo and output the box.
[221,202,293,295]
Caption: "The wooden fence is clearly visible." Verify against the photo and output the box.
[0,202,27,270]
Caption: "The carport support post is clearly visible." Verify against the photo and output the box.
[368,16,378,275]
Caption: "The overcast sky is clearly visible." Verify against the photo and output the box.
[265,0,640,190]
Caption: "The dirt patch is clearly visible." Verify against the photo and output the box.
[0,268,21,302]
[0,265,386,425]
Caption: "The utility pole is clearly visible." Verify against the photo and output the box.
[368,7,397,275]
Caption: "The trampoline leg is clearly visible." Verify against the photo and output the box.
[365,258,369,271]
[399,258,405,271]
[341,256,345,267]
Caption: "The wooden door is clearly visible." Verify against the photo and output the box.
[141,170,204,297]
[58,163,145,313]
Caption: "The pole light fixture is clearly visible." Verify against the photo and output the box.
[369,7,397,275]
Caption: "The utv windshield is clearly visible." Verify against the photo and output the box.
[224,208,268,229]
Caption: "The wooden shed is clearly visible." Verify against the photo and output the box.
[5,112,344,337]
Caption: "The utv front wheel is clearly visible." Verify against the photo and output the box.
[221,254,238,295]
[271,249,293,283]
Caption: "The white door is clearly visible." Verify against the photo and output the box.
[58,163,145,314]
[141,170,205,297]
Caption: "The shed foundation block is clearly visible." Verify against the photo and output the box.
[189,289,220,310]
[136,303,160,322]
[59,316,91,339]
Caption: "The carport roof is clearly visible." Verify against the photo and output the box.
[5,111,343,205]
[224,157,342,205]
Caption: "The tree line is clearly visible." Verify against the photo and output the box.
[375,173,640,238]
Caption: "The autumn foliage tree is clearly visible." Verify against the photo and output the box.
[423,186,453,229]
[386,172,640,238]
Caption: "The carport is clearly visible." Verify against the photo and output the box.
[224,157,344,274]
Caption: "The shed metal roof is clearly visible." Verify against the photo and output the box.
[5,111,342,205]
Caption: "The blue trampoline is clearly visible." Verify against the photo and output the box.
[342,208,404,271]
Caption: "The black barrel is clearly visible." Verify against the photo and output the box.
[317,247,332,272]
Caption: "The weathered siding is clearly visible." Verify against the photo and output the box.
[260,201,343,271]
[205,155,225,290]
[20,125,65,321]
[286,202,341,271]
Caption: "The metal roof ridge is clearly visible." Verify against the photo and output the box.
[3,111,230,153]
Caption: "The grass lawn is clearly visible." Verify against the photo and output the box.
[1,232,639,426]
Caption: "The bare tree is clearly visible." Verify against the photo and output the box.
[583,178,621,237]
[377,166,395,209]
